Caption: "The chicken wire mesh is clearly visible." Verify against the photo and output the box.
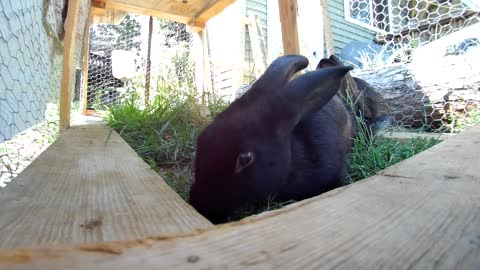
[85,14,196,110]
[0,0,89,187]
[343,0,480,132]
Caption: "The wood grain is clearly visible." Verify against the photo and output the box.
[60,0,82,131]
[278,0,300,55]
[0,121,212,249]
[320,0,334,56]
[94,0,235,25]
[81,14,91,116]
[381,131,456,143]
[0,121,479,269]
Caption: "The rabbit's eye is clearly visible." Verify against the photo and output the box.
[235,152,255,173]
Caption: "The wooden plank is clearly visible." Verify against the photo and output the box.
[246,15,267,78]
[198,30,213,102]
[60,0,82,131]
[1,121,479,268]
[103,1,191,24]
[0,120,212,249]
[91,0,106,16]
[97,0,235,25]
[320,0,335,56]
[187,21,205,33]
[91,8,127,25]
[189,0,236,25]
[278,0,300,55]
[81,14,91,115]
[381,131,456,143]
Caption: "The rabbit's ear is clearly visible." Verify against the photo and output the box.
[317,58,336,69]
[328,55,344,66]
[317,55,344,69]
[279,66,353,129]
[251,55,309,94]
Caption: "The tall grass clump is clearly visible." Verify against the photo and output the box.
[105,90,228,199]
[346,114,439,183]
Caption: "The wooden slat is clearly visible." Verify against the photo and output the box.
[102,1,190,23]
[81,15,91,115]
[320,0,334,56]
[198,30,213,101]
[1,122,479,268]
[60,0,82,131]
[189,0,236,26]
[381,131,456,143]
[95,0,236,25]
[246,15,267,78]
[278,0,300,55]
[0,120,212,249]
[92,0,106,16]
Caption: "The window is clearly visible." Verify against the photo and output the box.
[344,0,392,33]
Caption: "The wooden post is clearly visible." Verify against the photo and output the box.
[197,29,212,103]
[320,0,335,56]
[145,16,153,106]
[246,15,267,78]
[278,0,300,55]
[81,14,91,115]
[60,0,82,130]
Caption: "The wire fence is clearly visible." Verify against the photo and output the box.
[343,0,480,132]
[85,15,196,111]
[0,0,88,186]
[0,0,63,186]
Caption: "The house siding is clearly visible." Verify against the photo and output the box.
[244,0,268,83]
[328,0,376,54]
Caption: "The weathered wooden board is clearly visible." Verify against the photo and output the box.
[381,131,456,143]
[278,0,300,55]
[0,121,212,249]
[0,122,479,269]
[59,0,82,131]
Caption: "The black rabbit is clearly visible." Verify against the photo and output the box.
[317,55,393,135]
[189,55,354,223]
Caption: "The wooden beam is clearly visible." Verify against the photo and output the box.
[380,131,456,143]
[59,0,82,131]
[189,0,236,26]
[278,0,300,55]
[81,15,91,115]
[103,1,190,24]
[198,30,213,102]
[1,123,480,268]
[91,8,127,25]
[246,15,267,78]
[187,21,205,33]
[320,0,335,56]
[91,0,106,16]
[144,16,153,106]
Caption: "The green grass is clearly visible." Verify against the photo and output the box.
[105,92,227,200]
[346,133,439,183]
